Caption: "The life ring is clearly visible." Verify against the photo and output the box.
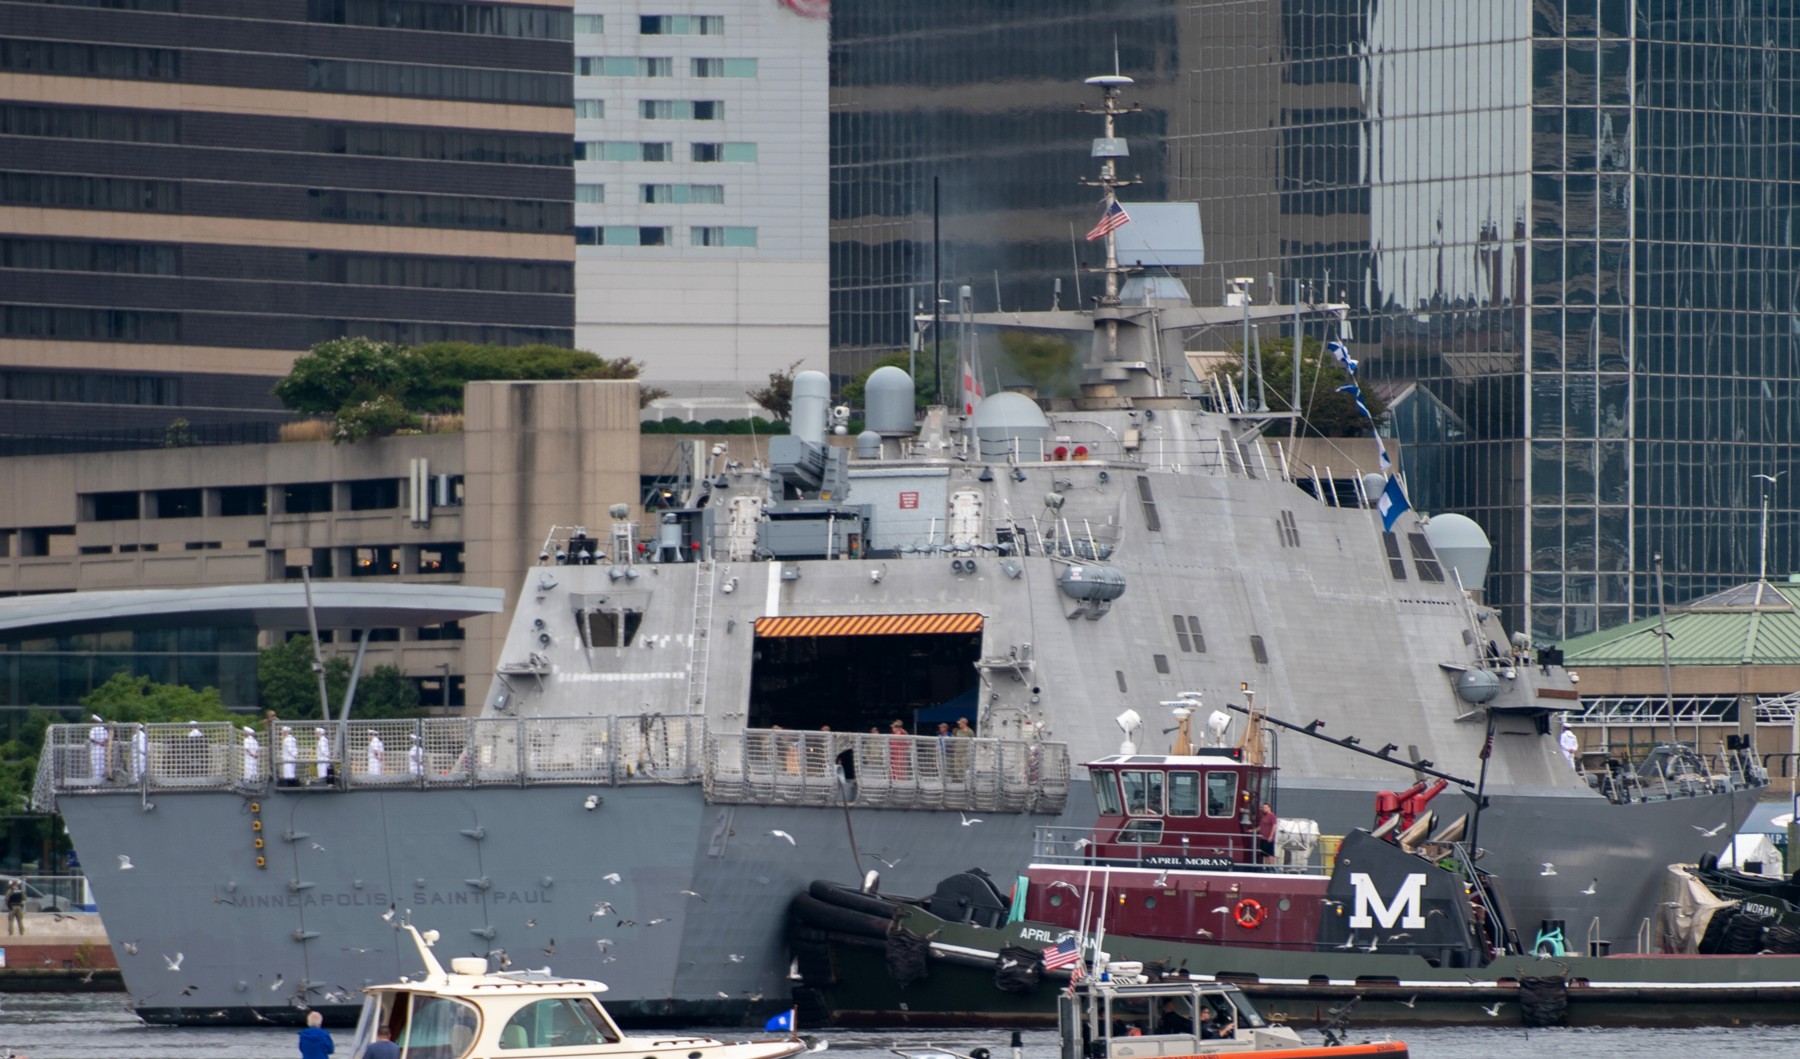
[1233,898,1266,929]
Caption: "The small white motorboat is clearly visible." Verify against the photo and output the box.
[346,926,809,1059]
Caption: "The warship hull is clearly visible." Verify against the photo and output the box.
[56,770,1744,1025]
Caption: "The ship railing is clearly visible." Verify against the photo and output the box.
[1029,825,1318,874]
[703,729,1069,813]
[34,715,705,803]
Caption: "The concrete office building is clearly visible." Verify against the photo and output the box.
[572,0,829,406]
[825,2,1800,651]
[0,0,576,451]
[0,380,643,711]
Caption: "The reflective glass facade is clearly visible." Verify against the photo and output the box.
[0,621,259,707]
[829,1,1800,638]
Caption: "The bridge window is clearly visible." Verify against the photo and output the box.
[1092,773,1122,816]
[1168,770,1200,816]
[1115,819,1163,844]
[1121,769,1163,816]
[1205,772,1237,817]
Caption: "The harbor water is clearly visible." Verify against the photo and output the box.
[3,993,1799,1059]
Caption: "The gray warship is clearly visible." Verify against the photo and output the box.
[34,73,1760,1027]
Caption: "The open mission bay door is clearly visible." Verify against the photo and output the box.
[749,614,983,734]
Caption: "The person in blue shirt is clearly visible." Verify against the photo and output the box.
[362,1025,400,1059]
[297,1010,334,1059]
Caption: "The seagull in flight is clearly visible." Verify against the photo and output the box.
[960,812,983,827]
[121,940,140,956]
[602,872,622,884]
[1399,994,1418,1009]
[381,905,396,923]
[1363,937,1380,952]
[1540,863,1558,876]
[1211,905,1232,915]
[163,952,184,972]
[1337,935,1358,950]
[769,830,797,845]
[118,854,135,870]
[268,974,284,992]
[1195,928,1214,938]
[678,889,706,902]
[862,852,907,869]
[590,901,614,920]
[1580,879,1599,896]
[1694,822,1729,837]
[1481,1002,1503,1017]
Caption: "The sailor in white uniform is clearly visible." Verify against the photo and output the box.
[1560,722,1580,769]
[87,716,111,781]
[241,725,261,781]
[407,733,425,778]
[367,733,385,776]
[280,725,299,785]
[314,726,332,780]
[131,723,149,782]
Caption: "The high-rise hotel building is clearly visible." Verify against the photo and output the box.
[0,0,575,449]
[571,1,829,402]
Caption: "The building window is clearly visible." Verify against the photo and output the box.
[641,183,725,205]
[639,99,724,121]
[640,142,669,162]
[574,99,603,120]
[580,56,671,77]
[690,142,756,163]
[691,226,755,247]
[89,491,140,522]
[282,483,333,515]
[575,183,603,203]
[218,485,267,517]
[420,544,464,574]
[638,226,668,246]
[591,141,669,162]
[575,226,604,245]
[154,488,202,519]
[347,478,401,511]
[597,226,669,247]
[690,57,756,78]
[574,14,603,34]
[417,620,465,641]
[641,15,723,35]
[352,546,399,576]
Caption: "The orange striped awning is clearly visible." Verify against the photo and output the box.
[753,613,984,638]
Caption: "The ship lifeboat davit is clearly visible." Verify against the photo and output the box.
[1058,564,1126,602]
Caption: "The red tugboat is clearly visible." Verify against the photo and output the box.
[1018,692,1471,954]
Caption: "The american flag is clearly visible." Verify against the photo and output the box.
[1084,201,1131,241]
[1041,935,1082,970]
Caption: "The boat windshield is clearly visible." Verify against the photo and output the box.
[498,996,618,1049]
[1093,772,1122,816]
[401,994,482,1059]
[1220,990,1268,1029]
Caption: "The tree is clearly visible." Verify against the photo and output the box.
[998,331,1079,398]
[272,339,662,437]
[747,360,803,421]
[256,636,426,720]
[82,672,233,724]
[1207,336,1389,437]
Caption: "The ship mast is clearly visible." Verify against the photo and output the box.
[1079,72,1142,384]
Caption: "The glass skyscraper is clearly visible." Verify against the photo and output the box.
[828,1,1800,641]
